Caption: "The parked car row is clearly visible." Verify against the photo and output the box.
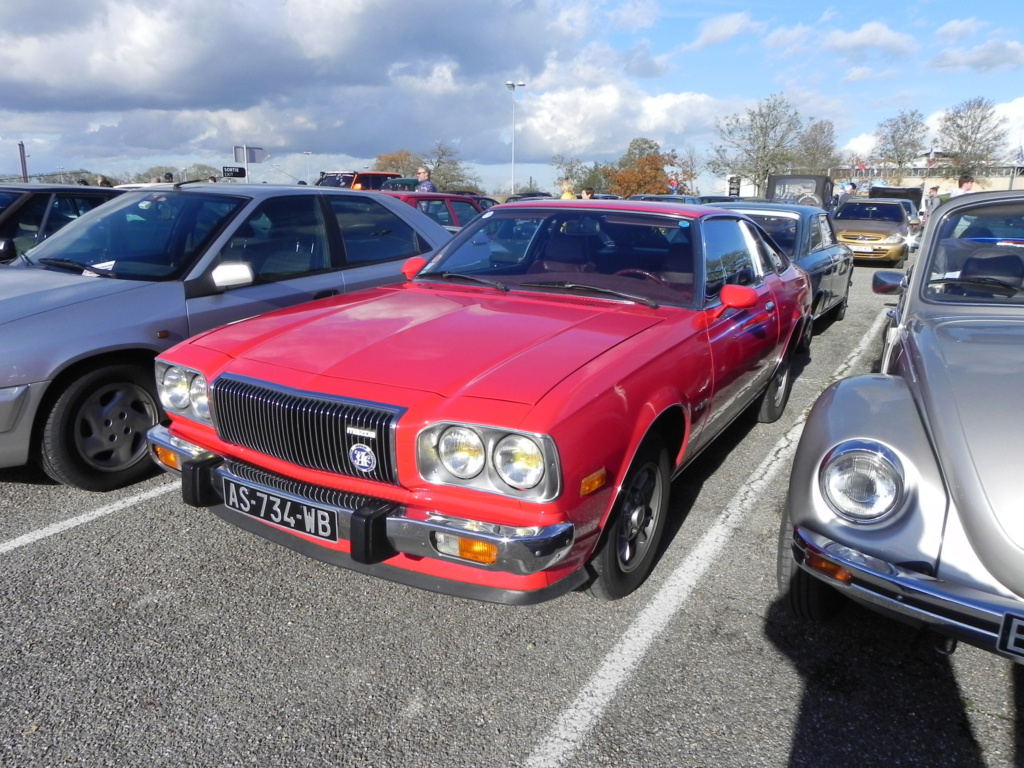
[11,177,1024,673]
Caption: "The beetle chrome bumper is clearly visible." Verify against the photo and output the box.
[147,425,583,604]
[793,526,1024,663]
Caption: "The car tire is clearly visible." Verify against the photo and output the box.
[587,436,670,601]
[41,364,162,491]
[776,508,843,622]
[754,352,793,423]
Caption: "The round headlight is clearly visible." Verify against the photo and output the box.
[189,373,210,420]
[821,443,904,523]
[437,427,485,479]
[883,233,904,244]
[494,434,545,489]
[160,367,192,410]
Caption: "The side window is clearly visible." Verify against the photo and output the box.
[450,200,480,226]
[818,215,837,247]
[4,195,50,253]
[418,200,452,227]
[742,220,785,273]
[329,196,429,264]
[223,195,330,281]
[808,214,824,251]
[703,218,758,298]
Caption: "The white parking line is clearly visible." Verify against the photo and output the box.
[523,309,891,768]
[0,482,177,555]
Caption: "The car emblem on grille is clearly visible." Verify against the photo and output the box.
[349,443,377,473]
[347,426,377,439]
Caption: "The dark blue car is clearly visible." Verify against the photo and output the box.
[718,202,854,344]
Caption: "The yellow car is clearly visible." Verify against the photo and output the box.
[833,199,912,267]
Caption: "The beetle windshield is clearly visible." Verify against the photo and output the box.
[417,207,701,307]
[924,201,1024,304]
[23,191,246,281]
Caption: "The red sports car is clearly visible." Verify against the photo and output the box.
[147,199,812,604]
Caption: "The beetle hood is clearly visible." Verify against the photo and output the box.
[913,316,1024,591]
[193,286,663,405]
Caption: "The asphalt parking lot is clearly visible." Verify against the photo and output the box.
[2,260,1022,767]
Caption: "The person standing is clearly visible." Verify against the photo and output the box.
[923,186,941,218]
[836,182,856,208]
[581,188,595,200]
[951,174,975,197]
[415,167,437,192]
[559,178,575,200]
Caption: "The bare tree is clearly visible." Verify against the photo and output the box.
[663,143,706,194]
[420,141,483,191]
[871,109,927,183]
[792,119,843,176]
[550,154,588,191]
[937,97,1009,179]
[708,94,803,195]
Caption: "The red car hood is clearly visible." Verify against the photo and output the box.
[193,286,663,405]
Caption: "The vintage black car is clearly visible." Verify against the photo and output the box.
[718,202,854,338]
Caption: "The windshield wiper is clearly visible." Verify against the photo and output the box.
[519,280,659,308]
[36,257,116,278]
[929,276,1020,296]
[421,271,509,292]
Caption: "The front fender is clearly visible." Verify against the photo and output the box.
[788,374,947,570]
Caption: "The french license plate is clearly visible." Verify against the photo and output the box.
[850,245,874,253]
[222,478,338,542]
[998,613,1024,659]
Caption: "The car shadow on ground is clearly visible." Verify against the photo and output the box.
[0,463,58,487]
[764,596,1011,767]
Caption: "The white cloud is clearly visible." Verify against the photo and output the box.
[608,0,659,32]
[685,12,767,51]
[929,40,1024,72]
[935,18,986,42]
[826,22,918,56]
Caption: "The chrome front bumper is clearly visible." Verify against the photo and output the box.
[794,526,1024,663]
[147,425,582,604]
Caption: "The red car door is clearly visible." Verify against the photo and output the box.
[696,217,781,442]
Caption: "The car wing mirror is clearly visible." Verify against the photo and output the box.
[402,256,427,280]
[872,270,906,296]
[0,238,16,262]
[211,261,255,290]
[707,283,758,319]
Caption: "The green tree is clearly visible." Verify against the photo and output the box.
[872,110,927,183]
[550,154,588,191]
[937,96,1010,179]
[708,93,803,195]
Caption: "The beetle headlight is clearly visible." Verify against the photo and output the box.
[494,434,544,489]
[820,441,904,523]
[438,426,486,479]
[156,361,212,423]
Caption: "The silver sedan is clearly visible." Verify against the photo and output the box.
[0,183,451,491]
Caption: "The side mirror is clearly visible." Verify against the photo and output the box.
[0,238,16,261]
[707,283,758,319]
[401,256,427,280]
[211,262,255,289]
[872,270,906,296]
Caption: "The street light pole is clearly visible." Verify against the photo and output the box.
[302,151,312,184]
[505,80,526,194]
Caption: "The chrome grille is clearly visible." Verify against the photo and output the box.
[211,375,403,484]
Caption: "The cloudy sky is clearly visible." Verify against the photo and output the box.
[1,0,1022,194]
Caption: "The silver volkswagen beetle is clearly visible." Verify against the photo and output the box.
[778,189,1024,663]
